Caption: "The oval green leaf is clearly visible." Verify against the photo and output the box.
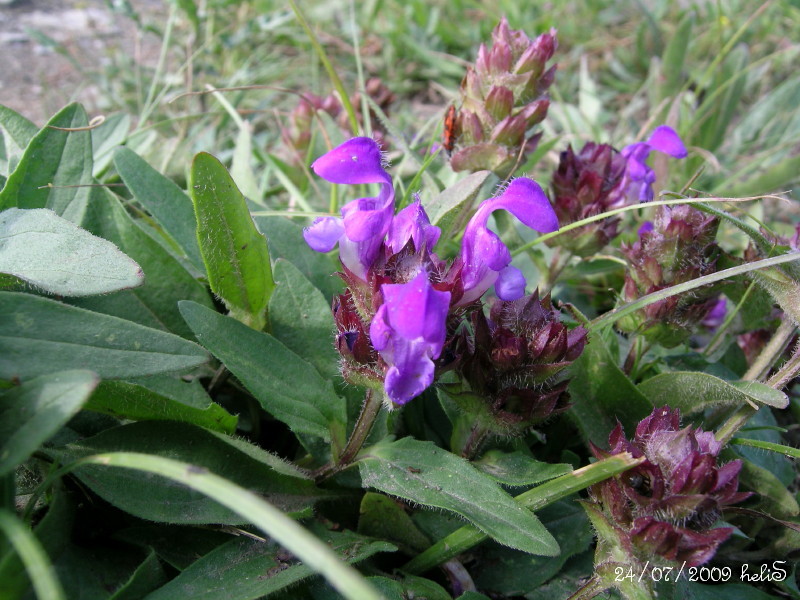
[190,152,273,330]
[0,208,144,297]
[0,292,209,380]
[357,437,560,557]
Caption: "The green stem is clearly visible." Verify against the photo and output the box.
[314,389,383,481]
[289,0,360,136]
[459,423,489,460]
[716,319,797,445]
[766,343,800,390]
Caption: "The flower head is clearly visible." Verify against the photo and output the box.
[620,125,687,203]
[456,178,558,304]
[619,204,721,346]
[547,142,628,256]
[588,406,750,567]
[449,18,557,178]
[450,291,587,434]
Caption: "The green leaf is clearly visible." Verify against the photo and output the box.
[0,105,38,176]
[567,334,653,446]
[269,259,339,382]
[427,170,490,241]
[0,292,209,381]
[92,114,130,177]
[473,450,572,487]
[179,300,346,443]
[55,421,330,524]
[113,147,203,271]
[190,152,274,330]
[0,370,98,476]
[109,550,168,600]
[403,453,641,575]
[357,437,559,556]
[253,215,341,301]
[143,525,395,600]
[0,104,93,224]
[368,575,452,600]
[74,185,214,338]
[473,501,593,596]
[638,372,788,415]
[737,455,799,519]
[357,492,431,554]
[0,509,66,600]
[0,207,144,297]
[86,379,237,434]
[78,452,383,600]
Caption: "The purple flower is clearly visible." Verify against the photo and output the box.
[387,196,440,254]
[369,270,451,404]
[620,125,687,203]
[303,137,394,278]
[458,178,558,304]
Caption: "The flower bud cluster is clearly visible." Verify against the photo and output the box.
[588,406,750,567]
[450,292,587,434]
[448,18,557,178]
[281,78,395,166]
[547,127,687,257]
[618,204,721,346]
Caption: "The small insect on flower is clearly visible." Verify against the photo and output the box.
[443,104,458,155]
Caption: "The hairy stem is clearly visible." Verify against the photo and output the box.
[314,389,383,481]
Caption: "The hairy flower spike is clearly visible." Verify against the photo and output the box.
[588,406,750,568]
[618,204,721,347]
[449,18,557,178]
[450,291,587,434]
[547,142,628,256]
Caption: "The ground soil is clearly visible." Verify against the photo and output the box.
[0,0,165,125]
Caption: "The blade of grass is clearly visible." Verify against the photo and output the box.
[511,194,775,256]
[589,251,800,332]
[289,0,359,136]
[730,438,800,460]
[80,452,381,600]
[0,509,65,600]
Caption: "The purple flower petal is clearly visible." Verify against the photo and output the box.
[647,125,688,159]
[311,137,391,186]
[495,265,526,300]
[486,178,559,233]
[457,178,557,303]
[620,126,687,203]
[384,338,437,405]
[381,270,450,347]
[304,137,396,279]
[387,197,441,254]
[303,217,345,252]
[369,270,451,404]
